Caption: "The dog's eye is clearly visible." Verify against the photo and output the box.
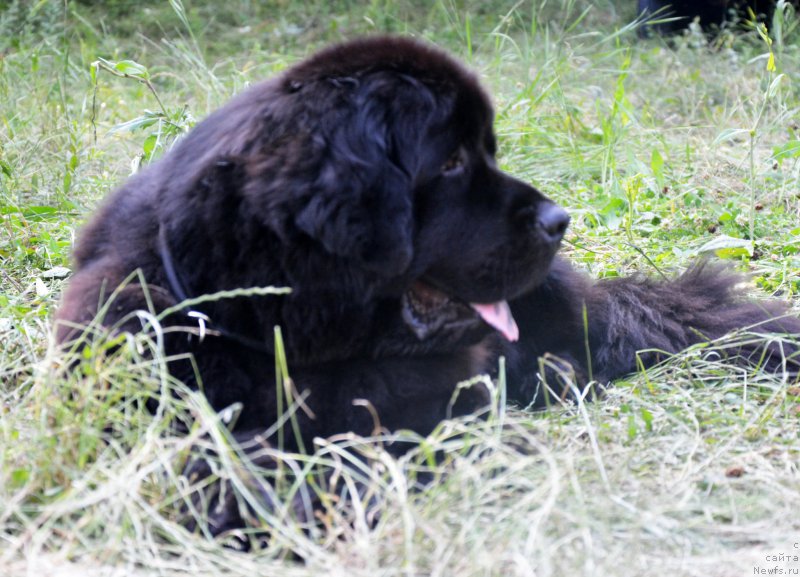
[441,149,465,175]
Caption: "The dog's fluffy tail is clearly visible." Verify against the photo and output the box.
[504,261,799,406]
[587,263,800,379]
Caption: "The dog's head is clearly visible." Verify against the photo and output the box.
[159,37,568,355]
[275,37,569,344]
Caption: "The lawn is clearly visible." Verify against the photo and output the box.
[1,1,799,575]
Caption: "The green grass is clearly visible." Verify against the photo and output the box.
[2,1,800,575]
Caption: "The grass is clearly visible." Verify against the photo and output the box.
[2,0,800,575]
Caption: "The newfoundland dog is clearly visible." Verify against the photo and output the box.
[57,36,798,481]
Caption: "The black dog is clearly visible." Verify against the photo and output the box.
[637,0,793,35]
[56,36,799,479]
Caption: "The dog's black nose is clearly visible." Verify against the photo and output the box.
[536,203,570,243]
[513,200,570,244]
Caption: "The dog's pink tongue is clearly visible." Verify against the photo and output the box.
[470,301,519,342]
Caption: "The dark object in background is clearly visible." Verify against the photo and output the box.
[637,0,790,34]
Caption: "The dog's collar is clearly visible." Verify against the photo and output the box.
[158,224,191,304]
[156,223,272,353]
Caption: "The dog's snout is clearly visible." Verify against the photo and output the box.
[537,203,570,243]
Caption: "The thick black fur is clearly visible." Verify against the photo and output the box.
[56,36,799,532]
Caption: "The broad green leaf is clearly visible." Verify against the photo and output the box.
[697,235,754,259]
[772,140,800,162]
[11,468,29,488]
[114,59,150,80]
[107,112,162,134]
[142,134,158,160]
[22,206,59,220]
[650,149,664,180]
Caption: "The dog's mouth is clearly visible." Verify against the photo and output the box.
[401,281,519,342]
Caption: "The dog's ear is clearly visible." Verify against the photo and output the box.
[295,73,434,276]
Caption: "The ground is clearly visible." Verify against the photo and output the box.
[0,1,799,575]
